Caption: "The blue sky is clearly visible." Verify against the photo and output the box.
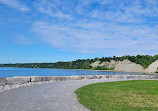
[0,0,158,63]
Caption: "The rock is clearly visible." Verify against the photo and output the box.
[65,77,72,81]
[44,77,51,81]
[152,75,158,79]
[31,76,52,82]
[104,75,110,79]
[0,78,7,86]
[31,76,42,82]
[83,75,94,79]
[127,75,137,79]
[69,76,83,80]
[92,75,99,79]
[6,77,31,85]
[119,75,128,79]
[51,77,67,81]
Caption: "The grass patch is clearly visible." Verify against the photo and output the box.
[91,65,114,70]
[76,80,158,111]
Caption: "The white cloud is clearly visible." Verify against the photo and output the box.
[31,20,158,55]
[0,0,29,11]
[34,0,72,20]
[2,0,158,56]
[31,0,158,23]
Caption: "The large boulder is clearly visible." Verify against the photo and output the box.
[0,78,7,86]
[6,76,31,85]
[50,76,67,81]
[68,76,84,80]
[83,75,94,79]
[145,60,158,73]
[31,76,51,82]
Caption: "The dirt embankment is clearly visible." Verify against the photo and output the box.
[90,60,158,73]
[145,60,158,73]
[114,60,144,73]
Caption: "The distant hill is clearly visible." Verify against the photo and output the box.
[0,55,158,73]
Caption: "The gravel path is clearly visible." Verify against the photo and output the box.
[0,79,132,111]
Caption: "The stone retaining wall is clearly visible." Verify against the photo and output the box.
[0,78,7,86]
[0,75,158,86]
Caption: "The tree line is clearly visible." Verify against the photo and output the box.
[0,55,158,70]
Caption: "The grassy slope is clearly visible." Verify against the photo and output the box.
[76,80,158,111]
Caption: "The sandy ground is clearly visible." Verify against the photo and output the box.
[0,79,134,111]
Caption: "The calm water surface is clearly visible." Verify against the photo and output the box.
[0,67,142,77]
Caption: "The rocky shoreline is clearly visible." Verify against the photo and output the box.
[0,74,158,93]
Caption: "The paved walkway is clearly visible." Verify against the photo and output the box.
[0,79,131,111]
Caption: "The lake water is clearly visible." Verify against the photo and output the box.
[0,67,142,77]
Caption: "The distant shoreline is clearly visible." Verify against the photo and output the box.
[0,66,112,71]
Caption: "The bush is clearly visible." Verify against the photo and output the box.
[92,65,114,70]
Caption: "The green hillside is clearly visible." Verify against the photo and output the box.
[0,55,158,69]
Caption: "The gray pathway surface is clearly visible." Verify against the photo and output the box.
[0,79,131,111]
